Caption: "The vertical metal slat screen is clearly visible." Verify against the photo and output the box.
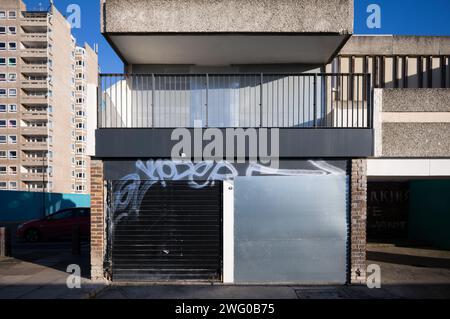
[99,73,372,129]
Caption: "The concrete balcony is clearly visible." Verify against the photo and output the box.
[21,80,48,90]
[21,33,49,43]
[22,111,49,121]
[21,64,49,75]
[21,158,50,166]
[21,173,47,182]
[21,49,48,59]
[21,95,49,106]
[21,142,48,151]
[21,17,48,28]
[20,127,49,135]
[102,0,353,65]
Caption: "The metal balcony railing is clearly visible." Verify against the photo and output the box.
[99,73,373,129]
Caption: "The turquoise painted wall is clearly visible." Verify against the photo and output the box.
[0,190,91,222]
[409,180,450,250]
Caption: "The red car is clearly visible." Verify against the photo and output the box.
[17,207,91,242]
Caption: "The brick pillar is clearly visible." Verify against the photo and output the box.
[350,159,367,284]
[90,159,105,282]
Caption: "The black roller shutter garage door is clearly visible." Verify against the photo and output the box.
[108,181,223,282]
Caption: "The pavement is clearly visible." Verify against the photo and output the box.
[0,238,106,299]
[1,236,450,299]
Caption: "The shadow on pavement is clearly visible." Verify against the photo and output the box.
[1,223,91,280]
[367,251,450,269]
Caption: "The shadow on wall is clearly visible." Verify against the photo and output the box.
[0,190,91,222]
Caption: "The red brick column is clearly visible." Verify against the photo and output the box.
[350,159,367,284]
[90,159,105,282]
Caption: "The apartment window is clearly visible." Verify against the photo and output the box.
[0,11,6,19]
[77,160,85,166]
[0,58,5,65]
[9,181,17,190]
[9,166,17,175]
[0,120,5,127]
[8,26,16,35]
[8,58,16,66]
[8,104,16,112]
[8,11,16,20]
[8,119,16,128]
[8,150,17,159]
[0,182,6,190]
[0,104,5,112]
[0,26,5,34]
[8,73,16,82]
[0,42,5,50]
[8,89,16,97]
[0,166,6,175]
[0,135,5,144]
[0,74,5,82]
[0,89,6,97]
[0,150,6,158]
[9,135,16,144]
[8,42,16,51]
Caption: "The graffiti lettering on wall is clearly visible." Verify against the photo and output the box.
[111,160,345,223]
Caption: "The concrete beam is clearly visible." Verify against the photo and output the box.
[341,35,450,56]
[101,0,354,34]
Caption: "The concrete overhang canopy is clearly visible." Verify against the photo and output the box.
[101,0,354,65]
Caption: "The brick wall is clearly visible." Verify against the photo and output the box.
[90,159,105,281]
[350,159,367,284]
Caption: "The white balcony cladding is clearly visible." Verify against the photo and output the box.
[100,73,371,129]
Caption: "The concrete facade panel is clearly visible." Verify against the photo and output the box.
[102,0,353,34]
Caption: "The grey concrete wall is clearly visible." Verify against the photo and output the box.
[102,0,353,34]
[340,36,450,56]
[382,89,450,113]
[383,123,450,157]
[374,88,450,157]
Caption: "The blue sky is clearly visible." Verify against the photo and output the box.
[23,0,450,73]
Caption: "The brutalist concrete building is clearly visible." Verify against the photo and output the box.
[90,0,450,284]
